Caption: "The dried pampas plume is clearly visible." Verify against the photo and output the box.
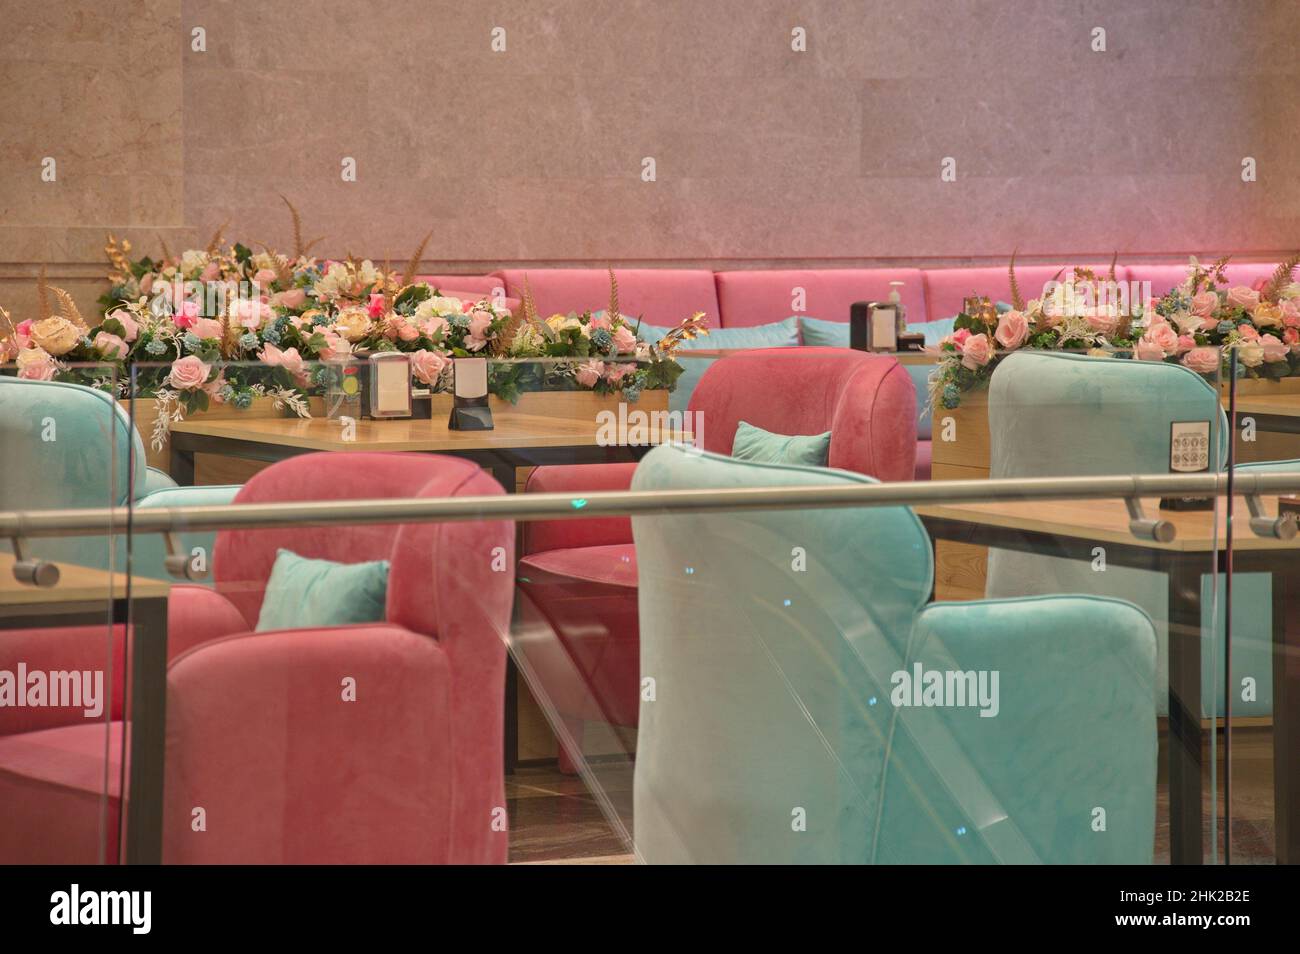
[105,234,134,284]
[1106,250,1118,286]
[1264,252,1300,302]
[1008,250,1025,311]
[53,287,89,332]
[607,267,621,324]
[36,265,51,321]
[159,234,174,265]
[204,221,228,256]
[402,230,433,288]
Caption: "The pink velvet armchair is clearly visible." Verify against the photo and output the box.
[0,452,514,864]
[516,348,916,770]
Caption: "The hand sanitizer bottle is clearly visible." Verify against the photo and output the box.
[889,281,907,335]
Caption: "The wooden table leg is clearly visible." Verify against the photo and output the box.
[1166,555,1204,865]
[1272,559,1300,863]
[122,594,168,865]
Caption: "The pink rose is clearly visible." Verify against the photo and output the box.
[1134,337,1166,361]
[1175,334,1196,355]
[959,333,992,370]
[1190,292,1219,319]
[367,293,387,318]
[16,319,33,336]
[230,297,271,329]
[612,325,638,354]
[588,312,611,331]
[93,331,127,359]
[604,362,637,384]
[318,329,352,361]
[105,308,140,342]
[1226,286,1260,311]
[1282,299,1300,327]
[200,261,221,283]
[258,342,305,376]
[253,268,278,289]
[273,288,307,310]
[397,321,419,342]
[419,314,448,339]
[1238,323,1260,341]
[1252,276,1271,293]
[168,355,211,390]
[1181,347,1220,374]
[1086,312,1120,336]
[191,317,224,340]
[1285,328,1300,349]
[575,359,605,387]
[950,327,972,349]
[172,300,200,329]
[994,310,1029,350]
[17,348,57,381]
[466,309,494,352]
[1260,333,1288,362]
[409,349,448,385]
[1145,319,1179,353]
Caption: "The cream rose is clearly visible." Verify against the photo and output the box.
[1252,302,1283,328]
[333,306,372,343]
[29,317,83,356]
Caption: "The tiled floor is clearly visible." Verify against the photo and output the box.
[509,726,1278,864]
[507,763,634,864]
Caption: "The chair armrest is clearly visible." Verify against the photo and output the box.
[135,483,241,510]
[0,625,127,735]
[163,624,505,864]
[522,463,638,554]
[140,466,178,496]
[166,583,250,659]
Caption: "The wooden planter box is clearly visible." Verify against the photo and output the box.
[929,390,991,481]
[121,395,326,472]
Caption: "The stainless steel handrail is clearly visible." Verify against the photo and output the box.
[3,470,1300,537]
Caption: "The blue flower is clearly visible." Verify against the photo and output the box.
[942,384,960,409]
[239,332,259,350]
[219,384,235,402]
[261,323,283,345]
[145,339,167,356]
[622,381,642,403]
[231,391,254,410]
[590,327,613,352]
[182,332,202,352]
[1217,320,1235,336]
[449,312,470,329]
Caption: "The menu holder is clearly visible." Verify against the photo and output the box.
[448,358,494,430]
[1159,420,1213,511]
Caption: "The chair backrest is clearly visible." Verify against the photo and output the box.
[988,351,1228,479]
[212,452,512,638]
[0,376,146,510]
[630,444,1156,862]
[686,347,917,481]
[496,268,720,327]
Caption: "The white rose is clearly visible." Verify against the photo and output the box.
[424,296,464,316]
[1238,341,1265,368]
[180,249,209,276]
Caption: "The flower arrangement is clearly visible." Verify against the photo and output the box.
[491,269,701,403]
[929,256,1141,409]
[1139,254,1300,380]
[5,209,702,444]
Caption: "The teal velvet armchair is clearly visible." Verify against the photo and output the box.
[983,350,1272,718]
[0,376,239,582]
[629,443,1157,864]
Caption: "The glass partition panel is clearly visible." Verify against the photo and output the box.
[0,361,127,863]
[1222,337,1300,866]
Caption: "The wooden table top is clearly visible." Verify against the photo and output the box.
[171,414,689,453]
[916,496,1299,553]
[0,554,171,608]
[1230,395,1300,419]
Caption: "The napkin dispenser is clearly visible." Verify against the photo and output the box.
[448,357,494,430]
[365,352,413,419]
